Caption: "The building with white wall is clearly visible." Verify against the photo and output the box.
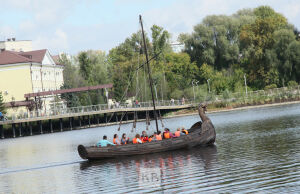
[0,49,64,116]
[0,38,32,52]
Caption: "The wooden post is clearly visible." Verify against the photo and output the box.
[49,119,53,133]
[0,125,4,139]
[88,115,91,127]
[69,117,73,130]
[12,123,16,138]
[29,122,33,136]
[24,122,28,135]
[97,114,100,124]
[78,116,81,127]
[60,118,63,132]
[39,121,43,134]
[126,112,129,121]
[19,123,22,137]
[115,113,118,122]
[104,113,107,123]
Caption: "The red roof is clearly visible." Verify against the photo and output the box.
[0,49,47,65]
[19,49,47,63]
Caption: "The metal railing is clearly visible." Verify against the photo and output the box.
[1,85,300,123]
[1,99,195,122]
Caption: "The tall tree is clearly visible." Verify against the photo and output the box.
[240,6,289,88]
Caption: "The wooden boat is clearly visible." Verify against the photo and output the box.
[78,104,216,160]
[77,15,216,160]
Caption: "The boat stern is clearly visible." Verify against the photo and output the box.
[78,145,88,159]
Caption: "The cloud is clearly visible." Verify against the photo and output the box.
[34,29,69,53]
[0,25,16,39]
[1,0,300,55]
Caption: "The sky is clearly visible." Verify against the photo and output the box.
[0,0,300,55]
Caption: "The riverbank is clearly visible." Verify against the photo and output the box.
[164,100,300,119]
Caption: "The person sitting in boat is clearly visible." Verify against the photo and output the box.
[133,134,143,144]
[174,128,181,137]
[96,135,116,147]
[155,131,162,141]
[113,134,121,145]
[163,128,174,139]
[141,131,149,143]
[181,127,189,135]
[148,135,154,142]
[121,133,130,145]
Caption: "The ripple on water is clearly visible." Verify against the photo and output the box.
[0,103,300,193]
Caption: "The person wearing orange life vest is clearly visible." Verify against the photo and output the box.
[163,128,173,139]
[155,131,162,141]
[132,134,143,144]
[181,127,189,135]
[174,128,181,137]
[121,133,129,145]
[113,134,121,145]
[148,135,154,142]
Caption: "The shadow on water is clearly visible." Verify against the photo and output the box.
[79,145,218,171]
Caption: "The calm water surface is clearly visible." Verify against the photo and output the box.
[0,103,300,193]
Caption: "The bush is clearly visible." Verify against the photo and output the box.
[287,81,298,88]
[265,84,277,90]
[170,89,184,100]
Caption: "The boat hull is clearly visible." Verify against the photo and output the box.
[78,125,215,160]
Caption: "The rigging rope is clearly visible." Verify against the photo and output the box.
[117,111,127,131]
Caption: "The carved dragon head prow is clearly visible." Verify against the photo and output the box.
[198,103,210,122]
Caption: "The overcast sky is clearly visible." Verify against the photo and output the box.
[1,0,299,55]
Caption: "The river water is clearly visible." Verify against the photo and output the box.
[0,103,300,193]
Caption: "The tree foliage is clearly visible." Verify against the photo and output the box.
[60,6,300,106]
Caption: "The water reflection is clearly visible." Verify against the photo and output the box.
[79,145,217,192]
[0,103,300,193]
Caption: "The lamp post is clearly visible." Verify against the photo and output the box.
[192,80,198,102]
[192,80,195,102]
[244,74,248,96]
[207,79,211,93]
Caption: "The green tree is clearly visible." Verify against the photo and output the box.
[240,6,289,88]
[287,41,300,83]
[78,52,92,81]
[151,24,171,58]
[273,29,296,85]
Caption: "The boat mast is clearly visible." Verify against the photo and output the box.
[139,15,159,133]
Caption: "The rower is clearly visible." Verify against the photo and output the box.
[155,131,162,141]
[133,134,143,144]
[96,135,116,147]
[121,133,129,145]
[175,128,181,137]
[163,128,171,139]
[181,128,189,135]
[141,131,149,143]
[148,135,153,142]
[113,134,121,145]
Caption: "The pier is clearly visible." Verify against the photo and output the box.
[0,100,195,139]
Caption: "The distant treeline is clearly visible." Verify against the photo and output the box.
[60,6,300,107]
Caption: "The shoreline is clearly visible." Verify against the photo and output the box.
[163,100,300,119]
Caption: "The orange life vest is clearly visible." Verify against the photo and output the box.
[148,138,152,142]
[133,138,138,144]
[155,134,162,141]
[182,130,188,134]
[121,138,127,144]
[164,132,170,139]
[113,138,117,144]
[175,131,181,137]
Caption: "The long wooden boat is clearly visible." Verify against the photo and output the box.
[78,104,216,160]
[78,16,216,160]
